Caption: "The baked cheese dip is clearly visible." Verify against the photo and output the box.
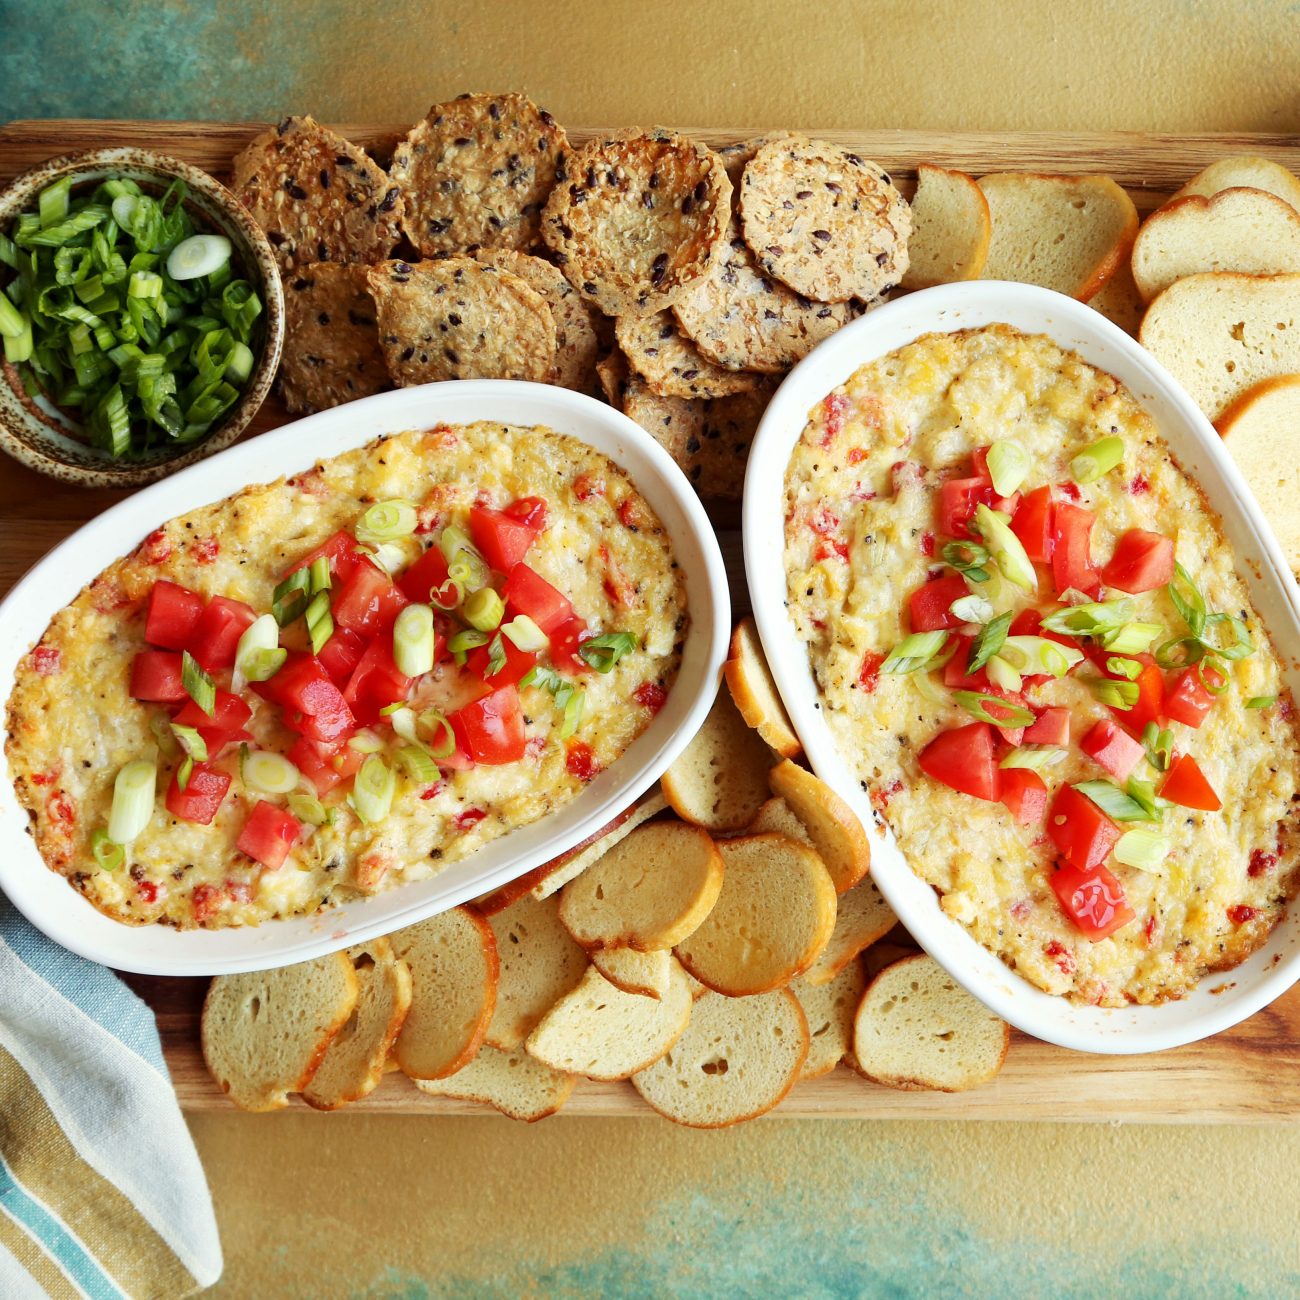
[6,421,686,929]
[784,324,1300,1006]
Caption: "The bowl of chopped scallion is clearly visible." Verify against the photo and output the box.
[0,147,284,486]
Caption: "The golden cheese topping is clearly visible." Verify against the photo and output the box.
[784,324,1300,1006]
[5,421,686,929]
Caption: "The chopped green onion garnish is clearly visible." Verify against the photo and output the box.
[1125,776,1166,821]
[1040,597,1134,637]
[396,744,438,783]
[1074,779,1154,822]
[243,750,299,795]
[1105,656,1142,681]
[985,654,1023,692]
[107,759,156,843]
[1114,828,1171,872]
[520,664,564,693]
[999,746,1068,772]
[287,792,328,827]
[447,627,490,663]
[348,730,384,754]
[1141,723,1175,772]
[1196,658,1229,694]
[881,630,949,675]
[972,504,1036,593]
[485,633,508,679]
[308,556,332,594]
[1100,622,1164,655]
[463,587,505,632]
[999,635,1082,678]
[986,439,1031,496]
[952,690,1036,728]
[350,755,396,824]
[429,576,464,611]
[559,685,586,739]
[170,722,208,761]
[90,827,125,872]
[181,650,216,716]
[1199,612,1254,662]
[38,178,72,230]
[1167,564,1206,638]
[356,500,418,545]
[272,569,311,626]
[176,756,194,791]
[305,590,333,655]
[166,234,232,281]
[439,526,490,593]
[233,613,284,691]
[363,542,407,575]
[1070,435,1124,485]
[1246,695,1277,710]
[1088,676,1139,710]
[941,540,991,584]
[968,610,1013,674]
[579,631,638,673]
[0,291,26,338]
[1154,635,1204,670]
[150,712,180,760]
[419,709,457,760]
[502,615,548,652]
[950,593,995,625]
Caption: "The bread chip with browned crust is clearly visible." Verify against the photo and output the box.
[793,958,867,1079]
[768,759,870,893]
[416,1044,575,1122]
[725,617,801,758]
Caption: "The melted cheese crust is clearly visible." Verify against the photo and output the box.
[784,325,1300,1006]
[6,422,686,929]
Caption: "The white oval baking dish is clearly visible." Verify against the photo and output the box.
[744,281,1300,1054]
[0,381,730,975]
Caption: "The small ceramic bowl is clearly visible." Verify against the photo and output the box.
[0,147,284,488]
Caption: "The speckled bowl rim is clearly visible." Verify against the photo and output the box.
[0,146,283,488]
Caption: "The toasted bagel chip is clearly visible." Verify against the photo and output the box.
[900,163,991,289]
[725,617,801,758]
[793,959,867,1079]
[590,945,672,999]
[768,759,870,893]
[416,1044,575,1122]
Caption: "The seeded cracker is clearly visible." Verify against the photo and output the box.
[595,348,630,407]
[615,310,758,399]
[366,257,557,385]
[476,249,602,393]
[739,135,910,302]
[716,133,789,206]
[621,372,773,500]
[279,263,391,414]
[542,128,731,317]
[673,217,854,373]
[231,115,402,272]
[391,92,568,257]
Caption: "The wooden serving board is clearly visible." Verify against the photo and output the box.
[5,119,1300,1122]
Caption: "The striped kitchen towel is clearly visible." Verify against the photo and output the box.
[0,897,221,1298]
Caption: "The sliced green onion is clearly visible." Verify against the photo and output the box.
[1196,658,1229,695]
[348,730,384,754]
[972,504,1036,593]
[1074,779,1153,822]
[986,654,1023,692]
[350,755,396,824]
[244,750,299,795]
[953,690,1036,728]
[439,526,490,592]
[559,685,586,739]
[968,610,1013,674]
[176,755,194,792]
[386,705,418,740]
[986,439,1031,496]
[392,603,434,677]
[882,630,950,675]
[419,709,457,760]
[181,650,216,716]
[463,587,505,632]
[150,713,180,760]
[1246,695,1277,710]
[107,759,156,843]
[287,792,328,826]
[1088,676,1139,710]
[1141,723,1175,772]
[396,744,438,783]
[233,613,285,691]
[0,292,26,338]
[170,723,209,762]
[271,568,311,626]
[1125,776,1166,822]
[356,500,418,545]
[579,631,638,673]
[1105,657,1142,681]
[520,664,564,694]
[1199,613,1254,662]
[1114,828,1171,872]
[1154,635,1204,670]
[485,633,507,679]
[999,635,1082,678]
[308,555,332,594]
[941,540,991,584]
[166,233,232,281]
[502,615,548,651]
[305,590,333,655]
[1167,563,1206,638]
[447,628,490,663]
[429,576,464,612]
[950,594,995,625]
[1070,435,1124,485]
[999,746,1068,772]
[1101,622,1164,655]
[364,542,408,575]
[90,827,125,872]
[1040,597,1134,637]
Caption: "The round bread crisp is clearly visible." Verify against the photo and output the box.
[279,263,391,415]
[793,959,867,1079]
[724,617,802,757]
[615,310,758,399]
[231,115,402,272]
[768,758,871,894]
[391,92,568,256]
[542,128,731,317]
[476,249,601,392]
[739,135,910,302]
[631,989,808,1128]
[673,218,852,373]
[366,257,557,385]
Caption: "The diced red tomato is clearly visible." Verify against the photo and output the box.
[288,530,363,584]
[130,650,187,702]
[236,801,302,870]
[449,686,527,765]
[175,689,253,753]
[504,496,548,530]
[466,636,538,688]
[565,739,600,781]
[164,762,231,825]
[908,574,970,632]
[1163,665,1223,729]
[1047,784,1122,871]
[502,563,574,635]
[942,635,990,691]
[1160,752,1221,811]
[187,596,257,673]
[271,654,356,743]
[1050,860,1135,941]
[334,565,409,640]
[1080,719,1145,782]
[1011,486,1055,564]
[548,616,592,675]
[1023,706,1071,746]
[1009,607,1077,652]
[1051,504,1102,598]
[1100,529,1175,594]
[398,545,451,605]
[288,735,362,794]
[316,624,366,688]
[144,580,205,650]
[917,723,999,801]
[1227,904,1258,926]
[858,651,884,693]
[470,502,545,572]
[31,646,61,676]
[1000,768,1048,825]
[1126,664,1165,736]
[633,681,668,713]
[939,476,1018,541]
[342,640,410,726]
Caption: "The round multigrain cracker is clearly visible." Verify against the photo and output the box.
[279,263,391,415]
[542,128,731,317]
[673,218,853,373]
[615,309,758,399]
[739,135,910,302]
[716,133,790,198]
[391,92,568,257]
[231,115,402,272]
[366,257,557,385]
[476,249,602,392]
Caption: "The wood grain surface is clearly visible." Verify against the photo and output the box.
[5,120,1300,1120]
